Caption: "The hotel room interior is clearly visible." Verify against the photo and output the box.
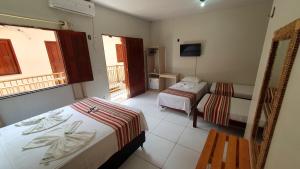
[0,0,299,169]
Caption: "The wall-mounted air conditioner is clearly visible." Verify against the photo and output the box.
[49,0,95,17]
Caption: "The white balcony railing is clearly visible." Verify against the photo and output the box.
[0,72,66,97]
[107,65,125,93]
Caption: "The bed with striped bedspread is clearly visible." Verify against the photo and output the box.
[215,82,234,97]
[203,94,231,126]
[161,88,197,106]
[71,97,142,150]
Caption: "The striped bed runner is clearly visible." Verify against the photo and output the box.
[71,97,141,150]
[204,94,231,126]
[215,82,234,97]
[162,88,197,106]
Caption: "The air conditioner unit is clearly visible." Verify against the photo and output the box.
[49,0,95,17]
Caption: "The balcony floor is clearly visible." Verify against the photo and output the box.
[110,88,127,103]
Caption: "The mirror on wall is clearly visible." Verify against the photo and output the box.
[251,19,300,169]
[252,40,290,146]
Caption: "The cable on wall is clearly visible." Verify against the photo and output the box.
[194,54,198,77]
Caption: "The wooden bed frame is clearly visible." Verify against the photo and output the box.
[98,131,145,169]
[193,110,246,129]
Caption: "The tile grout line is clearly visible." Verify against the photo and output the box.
[133,154,163,169]
[160,120,188,169]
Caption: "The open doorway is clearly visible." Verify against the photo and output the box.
[102,35,128,102]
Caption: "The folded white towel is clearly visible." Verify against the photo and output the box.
[41,131,95,164]
[16,109,73,135]
[178,82,196,89]
[64,120,83,134]
[183,84,195,89]
[23,121,95,164]
[15,116,45,127]
[15,109,64,127]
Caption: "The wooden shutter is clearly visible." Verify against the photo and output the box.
[56,30,93,84]
[116,44,124,62]
[123,37,145,97]
[0,39,21,76]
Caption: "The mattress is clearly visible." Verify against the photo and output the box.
[210,82,254,100]
[158,81,209,115]
[197,94,266,126]
[0,100,147,169]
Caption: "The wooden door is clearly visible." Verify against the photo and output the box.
[45,41,65,73]
[116,44,125,62]
[56,30,94,84]
[122,37,145,97]
[0,39,21,76]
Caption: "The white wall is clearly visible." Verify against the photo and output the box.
[244,0,300,168]
[0,0,150,125]
[150,1,272,85]
[0,86,75,125]
[0,26,55,81]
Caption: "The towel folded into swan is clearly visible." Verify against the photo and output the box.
[15,109,72,135]
[23,121,95,164]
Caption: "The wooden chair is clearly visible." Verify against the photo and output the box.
[195,129,251,169]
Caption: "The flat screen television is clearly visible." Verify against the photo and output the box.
[180,43,201,57]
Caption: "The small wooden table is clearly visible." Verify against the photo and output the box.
[195,129,251,169]
[158,73,179,90]
[159,73,179,82]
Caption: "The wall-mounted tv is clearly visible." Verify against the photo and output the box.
[180,43,201,57]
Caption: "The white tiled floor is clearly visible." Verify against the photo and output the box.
[118,91,244,169]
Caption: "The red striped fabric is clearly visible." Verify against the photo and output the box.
[162,88,197,105]
[203,94,231,126]
[215,82,234,97]
[71,97,141,150]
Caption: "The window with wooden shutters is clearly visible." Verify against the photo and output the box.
[0,26,94,99]
[0,39,21,76]
[56,30,94,84]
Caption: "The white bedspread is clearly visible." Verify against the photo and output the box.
[0,101,147,169]
[197,94,266,126]
[210,82,254,100]
[158,81,209,115]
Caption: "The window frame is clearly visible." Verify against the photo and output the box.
[0,23,94,100]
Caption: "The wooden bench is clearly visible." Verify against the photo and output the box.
[195,129,251,169]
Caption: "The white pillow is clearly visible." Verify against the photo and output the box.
[181,76,200,83]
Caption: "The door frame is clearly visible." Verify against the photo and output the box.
[101,34,146,98]
[101,34,130,98]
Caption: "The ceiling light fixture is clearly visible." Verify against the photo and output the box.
[200,0,206,7]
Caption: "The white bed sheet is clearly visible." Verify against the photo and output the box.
[158,81,209,115]
[197,94,266,126]
[0,100,147,169]
[210,82,254,100]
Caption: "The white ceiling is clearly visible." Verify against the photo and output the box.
[92,0,270,21]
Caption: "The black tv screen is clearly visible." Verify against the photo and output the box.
[180,43,201,57]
